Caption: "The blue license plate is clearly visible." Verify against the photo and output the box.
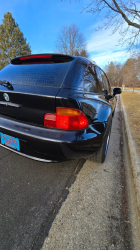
[0,133,20,151]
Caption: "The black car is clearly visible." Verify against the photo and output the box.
[0,54,121,163]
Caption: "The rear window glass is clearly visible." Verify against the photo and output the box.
[62,58,85,89]
[0,62,72,88]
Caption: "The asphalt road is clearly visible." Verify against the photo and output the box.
[0,147,84,250]
[0,97,136,250]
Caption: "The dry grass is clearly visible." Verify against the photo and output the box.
[122,91,140,153]
[123,87,140,90]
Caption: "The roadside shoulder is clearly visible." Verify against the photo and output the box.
[121,96,140,232]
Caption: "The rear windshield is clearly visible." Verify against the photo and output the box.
[0,62,72,88]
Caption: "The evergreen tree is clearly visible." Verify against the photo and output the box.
[75,49,89,58]
[0,12,31,69]
[79,49,89,58]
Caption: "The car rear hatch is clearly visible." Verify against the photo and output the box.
[0,54,74,126]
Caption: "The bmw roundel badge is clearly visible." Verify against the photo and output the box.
[3,93,10,102]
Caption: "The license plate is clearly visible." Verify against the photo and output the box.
[0,133,20,151]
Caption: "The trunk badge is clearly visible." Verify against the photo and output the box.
[3,93,10,102]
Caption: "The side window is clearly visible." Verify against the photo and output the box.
[101,70,110,93]
[83,64,101,93]
[96,66,109,93]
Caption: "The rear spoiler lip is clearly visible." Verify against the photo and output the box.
[11,54,75,64]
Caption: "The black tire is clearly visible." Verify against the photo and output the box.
[88,120,112,164]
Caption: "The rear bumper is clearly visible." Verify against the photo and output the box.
[0,116,104,162]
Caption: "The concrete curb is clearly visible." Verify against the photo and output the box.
[120,96,140,228]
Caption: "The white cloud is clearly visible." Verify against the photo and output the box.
[87,31,122,52]
[87,26,130,67]
[91,51,129,68]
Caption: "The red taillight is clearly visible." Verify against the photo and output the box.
[44,114,56,128]
[44,108,89,130]
[20,55,52,60]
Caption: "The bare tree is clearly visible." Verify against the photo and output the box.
[54,24,87,56]
[105,58,140,88]
[105,61,123,86]
[66,0,140,50]
[120,58,140,89]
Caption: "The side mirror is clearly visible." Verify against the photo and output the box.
[113,88,122,95]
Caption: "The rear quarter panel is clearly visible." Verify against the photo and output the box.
[56,88,113,135]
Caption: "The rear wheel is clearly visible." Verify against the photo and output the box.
[88,120,112,164]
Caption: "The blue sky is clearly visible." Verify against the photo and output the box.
[0,0,130,68]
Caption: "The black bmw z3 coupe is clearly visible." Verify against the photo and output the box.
[0,54,121,163]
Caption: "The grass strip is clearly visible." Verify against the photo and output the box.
[121,91,140,154]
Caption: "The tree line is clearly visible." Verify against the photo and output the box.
[105,58,140,88]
